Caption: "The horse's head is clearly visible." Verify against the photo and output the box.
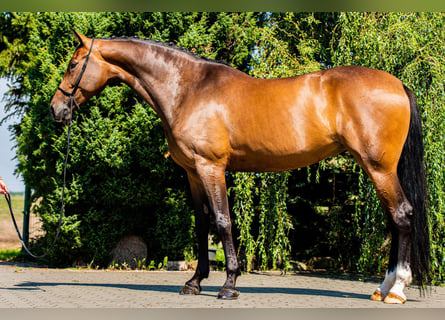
[50,30,110,122]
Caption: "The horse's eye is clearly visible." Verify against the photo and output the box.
[69,62,78,70]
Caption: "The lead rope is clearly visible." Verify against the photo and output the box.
[5,38,95,259]
[4,100,73,259]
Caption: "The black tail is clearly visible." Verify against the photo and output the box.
[397,85,430,287]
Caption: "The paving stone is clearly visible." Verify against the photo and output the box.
[0,263,444,308]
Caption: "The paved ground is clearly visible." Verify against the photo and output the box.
[0,262,444,308]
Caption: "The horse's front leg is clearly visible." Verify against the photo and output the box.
[194,158,241,299]
[179,170,211,295]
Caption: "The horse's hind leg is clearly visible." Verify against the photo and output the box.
[359,166,413,304]
[179,170,211,295]
[370,226,398,301]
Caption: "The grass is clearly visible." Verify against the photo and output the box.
[0,248,21,261]
[0,192,25,222]
[0,193,25,254]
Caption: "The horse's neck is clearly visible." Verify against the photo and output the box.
[99,39,200,125]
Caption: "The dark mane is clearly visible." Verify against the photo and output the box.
[101,35,231,67]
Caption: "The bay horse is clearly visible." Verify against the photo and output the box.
[50,30,429,304]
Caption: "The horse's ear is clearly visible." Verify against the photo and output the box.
[70,28,87,45]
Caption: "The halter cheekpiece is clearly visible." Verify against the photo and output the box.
[58,38,95,110]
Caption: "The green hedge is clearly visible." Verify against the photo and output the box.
[1,13,443,283]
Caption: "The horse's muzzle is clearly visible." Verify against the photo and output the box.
[50,104,70,122]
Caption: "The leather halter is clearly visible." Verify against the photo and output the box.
[57,38,95,110]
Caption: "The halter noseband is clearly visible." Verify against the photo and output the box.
[58,38,95,110]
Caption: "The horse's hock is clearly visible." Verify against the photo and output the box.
[110,235,147,269]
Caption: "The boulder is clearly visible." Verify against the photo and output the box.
[110,235,147,269]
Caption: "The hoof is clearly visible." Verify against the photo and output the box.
[217,288,240,300]
[384,292,406,304]
[179,284,201,295]
[370,289,385,301]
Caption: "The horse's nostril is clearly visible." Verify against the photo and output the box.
[50,105,56,118]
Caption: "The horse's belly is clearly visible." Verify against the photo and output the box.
[226,142,344,172]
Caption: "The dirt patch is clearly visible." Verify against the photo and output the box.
[0,208,22,249]
[0,215,43,250]
[0,194,43,250]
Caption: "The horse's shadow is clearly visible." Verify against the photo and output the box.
[8,281,370,300]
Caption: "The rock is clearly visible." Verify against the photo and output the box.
[291,261,308,271]
[167,260,197,271]
[110,235,147,269]
[307,256,336,270]
[208,248,218,261]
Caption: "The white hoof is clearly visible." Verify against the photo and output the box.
[370,289,385,301]
[383,292,406,304]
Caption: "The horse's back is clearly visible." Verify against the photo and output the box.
[215,69,341,171]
